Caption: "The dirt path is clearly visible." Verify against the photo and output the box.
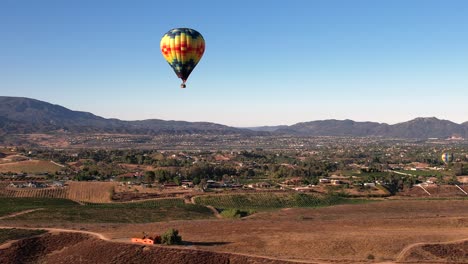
[50,160,65,168]
[0,226,109,241]
[0,208,44,220]
[206,205,222,219]
[395,237,468,262]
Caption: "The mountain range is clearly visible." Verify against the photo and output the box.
[0,96,467,139]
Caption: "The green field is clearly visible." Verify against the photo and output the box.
[194,192,361,211]
[399,170,445,177]
[0,228,47,244]
[0,198,213,223]
[0,198,77,217]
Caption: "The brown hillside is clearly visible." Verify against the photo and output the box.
[0,232,294,264]
[399,240,468,263]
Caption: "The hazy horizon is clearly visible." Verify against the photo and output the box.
[1,0,467,127]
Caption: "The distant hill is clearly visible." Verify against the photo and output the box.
[273,119,386,137]
[387,117,466,139]
[0,97,255,135]
[0,96,466,139]
[243,125,288,132]
[254,118,468,139]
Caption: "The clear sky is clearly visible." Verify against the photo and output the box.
[1,0,467,127]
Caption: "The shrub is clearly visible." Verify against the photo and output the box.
[220,208,242,218]
[160,228,182,245]
[220,208,256,218]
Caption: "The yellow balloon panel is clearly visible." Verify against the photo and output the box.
[160,28,205,84]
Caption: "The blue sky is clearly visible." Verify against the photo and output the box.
[1,0,467,126]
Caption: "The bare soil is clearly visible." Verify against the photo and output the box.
[0,232,298,264]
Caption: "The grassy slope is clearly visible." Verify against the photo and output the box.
[0,198,77,217]
[0,160,62,173]
[194,192,367,211]
[0,228,47,244]
[0,198,213,223]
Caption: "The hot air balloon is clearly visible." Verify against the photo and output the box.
[441,152,454,164]
[160,28,205,88]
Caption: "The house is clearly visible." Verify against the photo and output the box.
[282,177,303,186]
[293,186,313,192]
[319,178,331,184]
[329,175,349,180]
[256,182,271,188]
[206,180,221,188]
[181,180,194,188]
[364,182,376,188]
[52,181,65,187]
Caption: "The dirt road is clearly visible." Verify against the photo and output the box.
[0,209,44,220]
[396,237,468,262]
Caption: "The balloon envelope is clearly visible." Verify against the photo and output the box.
[441,153,454,163]
[160,28,205,87]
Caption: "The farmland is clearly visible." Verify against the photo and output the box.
[67,181,115,203]
[194,192,364,211]
[0,160,63,174]
[0,181,116,203]
[0,198,77,217]
[0,198,213,224]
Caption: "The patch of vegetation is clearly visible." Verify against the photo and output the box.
[0,198,78,217]
[353,171,391,179]
[219,208,255,218]
[0,228,47,244]
[1,198,213,223]
[195,192,356,211]
[400,170,444,177]
[160,228,183,245]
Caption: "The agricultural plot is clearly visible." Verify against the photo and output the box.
[0,198,78,217]
[0,160,63,174]
[0,198,213,223]
[0,182,115,203]
[0,188,69,199]
[67,181,116,203]
[194,192,358,211]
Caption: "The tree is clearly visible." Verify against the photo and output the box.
[199,178,207,191]
[192,177,201,185]
[144,171,156,183]
[161,228,182,245]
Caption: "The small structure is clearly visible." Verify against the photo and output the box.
[319,178,331,184]
[181,181,194,188]
[52,181,65,187]
[331,179,342,185]
[256,182,272,188]
[131,233,161,245]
